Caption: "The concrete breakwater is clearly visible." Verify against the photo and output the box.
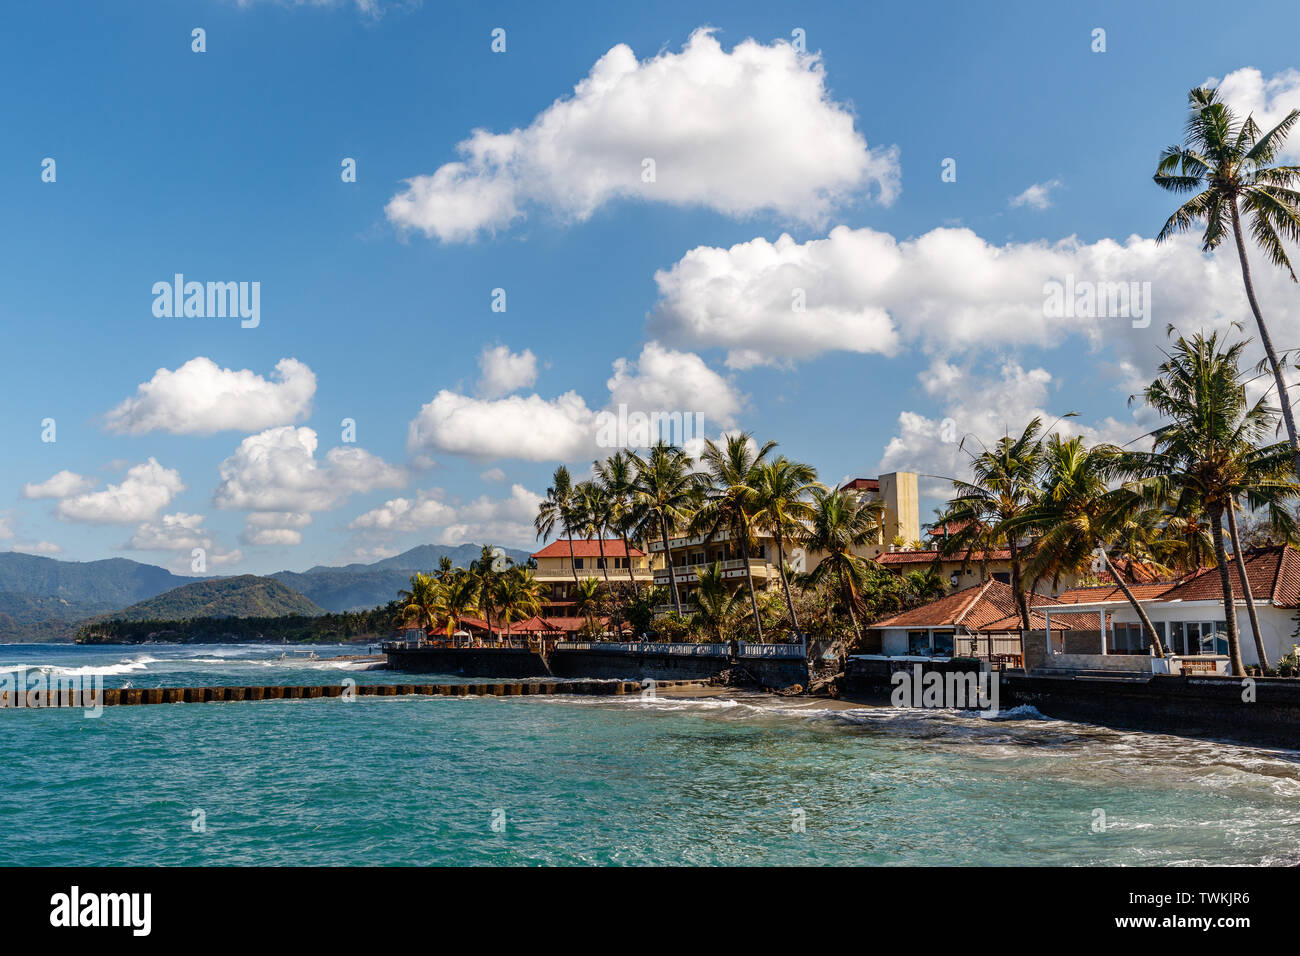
[383,645,811,688]
[843,656,1300,749]
[0,678,709,709]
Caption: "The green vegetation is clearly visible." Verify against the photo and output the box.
[77,602,401,645]
[88,574,324,622]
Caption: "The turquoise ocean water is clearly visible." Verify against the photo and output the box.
[3,643,1299,866]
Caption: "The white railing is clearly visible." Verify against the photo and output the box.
[555,641,806,659]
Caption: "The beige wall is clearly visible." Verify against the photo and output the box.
[878,472,919,545]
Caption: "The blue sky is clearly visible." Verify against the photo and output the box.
[4,0,1300,574]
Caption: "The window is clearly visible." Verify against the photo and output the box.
[1170,621,1225,656]
[992,572,1011,584]
[908,630,930,655]
[1110,622,1145,654]
[932,631,955,657]
[574,558,584,570]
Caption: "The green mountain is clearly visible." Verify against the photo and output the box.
[0,542,530,640]
[93,575,325,622]
[0,553,187,613]
[0,554,192,640]
[271,543,531,612]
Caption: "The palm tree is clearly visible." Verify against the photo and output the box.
[594,451,641,595]
[1224,444,1300,669]
[940,419,1046,632]
[690,433,775,641]
[470,544,508,641]
[1021,435,1171,657]
[535,465,582,588]
[797,484,883,646]
[434,571,479,640]
[397,572,441,636]
[751,456,818,647]
[1122,332,1294,675]
[628,441,700,616]
[496,567,543,645]
[690,561,745,643]
[1154,86,1300,476]
[903,567,948,603]
[574,481,613,585]
[571,576,605,637]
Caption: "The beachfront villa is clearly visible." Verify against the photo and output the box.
[862,545,1300,675]
[530,538,659,615]
[647,472,920,613]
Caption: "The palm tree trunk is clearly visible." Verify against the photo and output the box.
[1008,541,1031,632]
[739,535,764,642]
[659,512,683,614]
[566,530,580,587]
[1101,549,1165,658]
[1231,201,1300,477]
[839,565,863,647]
[597,536,610,584]
[1210,508,1247,676]
[773,535,803,647]
[1226,501,1269,670]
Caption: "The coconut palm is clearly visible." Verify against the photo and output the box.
[535,465,582,588]
[469,544,508,641]
[1021,435,1172,656]
[433,571,480,640]
[1121,332,1296,675]
[1225,445,1300,669]
[690,561,746,643]
[903,568,948,603]
[939,419,1047,632]
[397,572,441,636]
[594,451,642,595]
[797,485,883,646]
[572,577,605,637]
[690,432,775,641]
[1154,86,1300,475]
[751,456,818,646]
[496,567,543,645]
[574,481,613,584]
[628,441,701,616]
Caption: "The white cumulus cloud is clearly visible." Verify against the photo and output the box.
[477,345,538,398]
[105,357,316,436]
[23,470,96,500]
[385,28,897,242]
[51,459,186,524]
[213,426,407,516]
[648,224,1300,369]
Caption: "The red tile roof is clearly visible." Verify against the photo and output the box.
[841,477,880,493]
[531,539,645,559]
[876,549,1012,565]
[870,579,1061,630]
[1158,546,1300,607]
[1054,582,1177,604]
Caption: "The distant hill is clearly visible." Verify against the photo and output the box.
[0,542,530,640]
[92,575,324,623]
[0,553,188,614]
[0,553,192,641]
[271,543,531,612]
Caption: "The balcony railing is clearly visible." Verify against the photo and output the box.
[653,558,769,584]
